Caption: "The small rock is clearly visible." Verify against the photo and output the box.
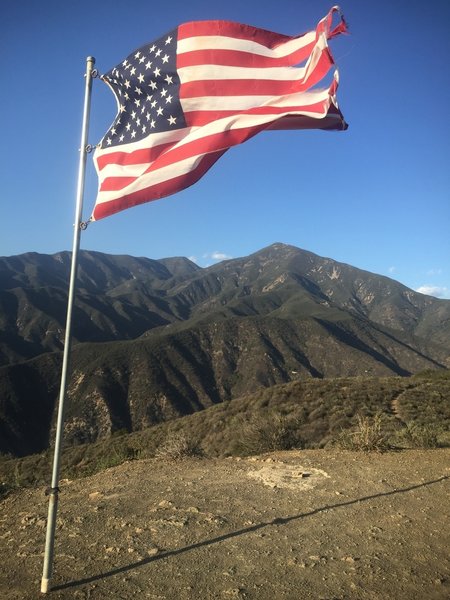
[224,588,245,597]
[158,500,173,509]
[147,547,159,557]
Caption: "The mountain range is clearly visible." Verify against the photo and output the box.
[0,243,449,456]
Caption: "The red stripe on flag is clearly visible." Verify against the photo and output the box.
[178,20,293,49]
[100,176,137,192]
[93,150,225,220]
[96,143,174,171]
[179,78,302,98]
[176,46,315,69]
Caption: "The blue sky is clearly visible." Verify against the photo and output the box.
[2,0,449,297]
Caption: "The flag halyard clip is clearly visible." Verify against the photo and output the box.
[87,68,99,79]
[79,217,93,230]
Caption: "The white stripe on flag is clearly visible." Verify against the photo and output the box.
[177,31,316,57]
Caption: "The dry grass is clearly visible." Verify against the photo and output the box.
[334,413,391,452]
[396,422,440,449]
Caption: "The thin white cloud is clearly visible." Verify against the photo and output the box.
[188,255,198,264]
[416,285,450,299]
[202,251,233,262]
[388,266,396,274]
[426,268,442,276]
[211,251,232,261]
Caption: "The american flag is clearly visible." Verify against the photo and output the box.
[91,6,348,221]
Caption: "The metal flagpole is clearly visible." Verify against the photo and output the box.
[41,55,96,595]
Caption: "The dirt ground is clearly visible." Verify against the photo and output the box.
[1,449,449,599]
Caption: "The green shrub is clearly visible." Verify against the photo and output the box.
[235,413,304,456]
[0,481,14,501]
[155,431,204,460]
[89,443,140,474]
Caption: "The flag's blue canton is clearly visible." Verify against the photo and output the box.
[100,28,186,149]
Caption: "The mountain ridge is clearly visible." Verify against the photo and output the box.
[0,243,449,457]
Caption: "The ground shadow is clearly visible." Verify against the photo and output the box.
[53,474,448,592]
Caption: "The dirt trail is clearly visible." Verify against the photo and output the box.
[1,449,449,599]
[389,387,412,424]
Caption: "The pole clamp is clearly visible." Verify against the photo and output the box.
[85,68,99,79]
[79,218,92,230]
[45,486,60,496]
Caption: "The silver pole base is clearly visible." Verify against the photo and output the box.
[41,578,51,594]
